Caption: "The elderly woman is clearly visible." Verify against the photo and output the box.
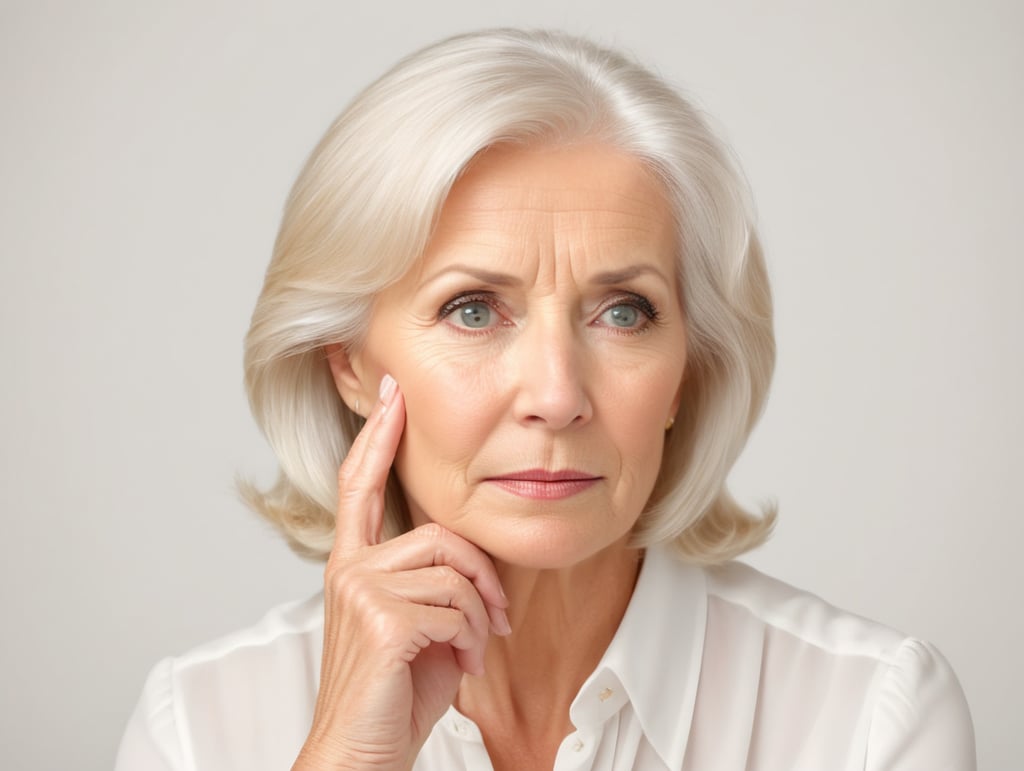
[116,28,975,771]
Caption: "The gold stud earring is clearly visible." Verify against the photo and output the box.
[665,417,675,431]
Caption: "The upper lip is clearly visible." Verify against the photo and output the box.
[486,469,601,482]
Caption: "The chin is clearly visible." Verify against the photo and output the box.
[404,483,642,570]
[458,514,633,571]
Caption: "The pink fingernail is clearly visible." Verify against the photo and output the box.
[378,374,397,404]
[495,610,512,636]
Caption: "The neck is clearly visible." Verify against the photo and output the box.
[456,539,643,738]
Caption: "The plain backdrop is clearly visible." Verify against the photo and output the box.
[2,1,1021,769]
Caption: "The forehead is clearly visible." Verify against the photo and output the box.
[419,143,677,269]
[447,142,668,211]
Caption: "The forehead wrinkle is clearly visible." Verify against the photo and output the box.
[418,144,676,293]
[439,208,662,255]
[422,214,670,293]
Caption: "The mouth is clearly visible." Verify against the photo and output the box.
[484,469,603,500]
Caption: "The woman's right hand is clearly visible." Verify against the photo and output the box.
[293,374,511,771]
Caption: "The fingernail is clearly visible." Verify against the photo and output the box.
[378,374,397,404]
[495,610,512,636]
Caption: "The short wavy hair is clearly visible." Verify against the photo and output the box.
[240,28,776,564]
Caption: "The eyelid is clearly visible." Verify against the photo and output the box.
[437,289,662,332]
[589,291,663,337]
[437,291,502,320]
[596,291,661,321]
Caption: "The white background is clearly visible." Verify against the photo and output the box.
[2,1,1020,769]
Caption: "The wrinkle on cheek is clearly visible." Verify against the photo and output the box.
[392,339,506,524]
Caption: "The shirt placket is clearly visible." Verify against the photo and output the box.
[555,674,628,770]
[448,711,494,770]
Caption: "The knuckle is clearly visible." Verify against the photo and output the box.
[329,574,398,631]
[338,475,374,501]
[336,464,377,497]
[436,565,463,590]
[336,459,358,486]
[324,558,373,604]
[324,561,355,597]
[417,523,458,567]
[365,608,408,643]
[416,522,447,542]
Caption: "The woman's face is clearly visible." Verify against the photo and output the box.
[345,143,687,568]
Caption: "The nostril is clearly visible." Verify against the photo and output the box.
[511,334,592,428]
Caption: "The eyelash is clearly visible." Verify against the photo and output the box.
[438,292,501,322]
[437,291,662,335]
[611,294,661,328]
[599,293,663,336]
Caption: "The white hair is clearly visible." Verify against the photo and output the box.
[240,28,776,563]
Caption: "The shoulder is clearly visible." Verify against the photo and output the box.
[165,590,324,674]
[115,593,324,771]
[863,635,977,769]
[695,559,976,769]
[702,560,908,659]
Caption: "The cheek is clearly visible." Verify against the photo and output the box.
[391,346,504,502]
[601,354,684,493]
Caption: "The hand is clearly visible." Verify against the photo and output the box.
[293,375,511,771]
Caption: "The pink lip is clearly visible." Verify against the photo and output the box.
[485,469,602,500]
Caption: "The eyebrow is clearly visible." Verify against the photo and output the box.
[590,264,670,286]
[421,264,522,288]
[420,262,671,288]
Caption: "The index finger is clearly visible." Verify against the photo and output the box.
[334,374,405,551]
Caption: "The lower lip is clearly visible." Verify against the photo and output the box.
[485,478,601,500]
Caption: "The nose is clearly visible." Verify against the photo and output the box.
[510,314,593,430]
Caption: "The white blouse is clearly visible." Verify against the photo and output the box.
[115,546,975,770]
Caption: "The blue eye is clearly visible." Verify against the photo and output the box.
[596,294,660,332]
[457,301,492,328]
[603,304,640,328]
[439,295,500,331]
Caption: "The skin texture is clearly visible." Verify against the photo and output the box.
[304,143,688,770]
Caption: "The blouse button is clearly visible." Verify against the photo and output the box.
[573,738,585,752]
[598,687,614,702]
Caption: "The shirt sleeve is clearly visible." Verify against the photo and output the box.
[114,658,185,771]
[864,637,976,771]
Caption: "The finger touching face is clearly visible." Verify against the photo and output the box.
[344,143,687,569]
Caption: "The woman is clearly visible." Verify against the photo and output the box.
[116,28,975,770]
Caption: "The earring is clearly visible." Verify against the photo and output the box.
[354,398,361,416]
[665,416,675,431]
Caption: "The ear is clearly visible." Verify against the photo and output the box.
[324,343,371,417]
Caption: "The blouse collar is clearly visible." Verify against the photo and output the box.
[568,544,707,768]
